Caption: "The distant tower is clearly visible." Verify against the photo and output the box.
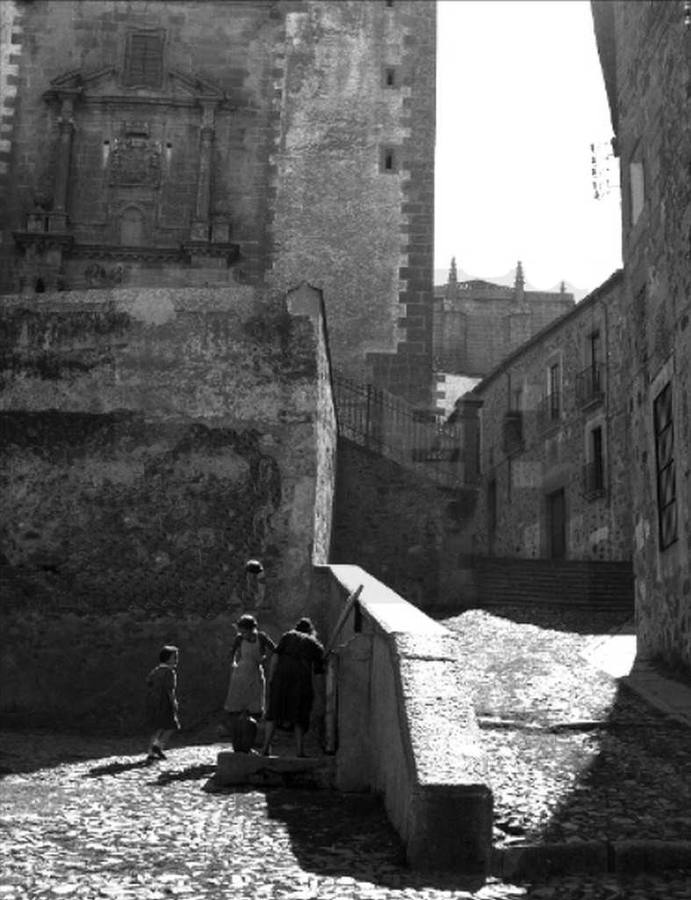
[560,280,566,294]
[513,260,525,303]
[446,256,459,300]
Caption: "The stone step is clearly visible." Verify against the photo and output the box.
[213,750,336,790]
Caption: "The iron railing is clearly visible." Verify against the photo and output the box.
[536,391,562,433]
[332,373,476,488]
[575,363,605,408]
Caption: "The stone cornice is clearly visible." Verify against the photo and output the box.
[13,232,74,253]
[43,66,229,109]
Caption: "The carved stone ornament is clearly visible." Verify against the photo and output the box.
[108,137,162,187]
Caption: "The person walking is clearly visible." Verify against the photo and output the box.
[144,645,180,764]
[261,617,324,758]
[223,614,275,751]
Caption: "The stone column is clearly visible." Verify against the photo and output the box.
[51,92,76,229]
[190,101,216,242]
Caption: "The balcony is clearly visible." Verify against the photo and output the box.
[583,460,606,499]
[502,410,524,455]
[575,363,605,409]
[536,391,562,434]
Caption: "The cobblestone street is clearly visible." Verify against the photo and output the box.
[2,604,691,899]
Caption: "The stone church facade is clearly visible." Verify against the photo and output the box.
[0,0,436,402]
[433,259,574,378]
[593,1,691,669]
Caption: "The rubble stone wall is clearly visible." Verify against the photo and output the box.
[0,284,329,730]
[597,1,691,666]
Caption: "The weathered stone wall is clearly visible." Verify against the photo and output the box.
[593,2,691,667]
[270,1,436,400]
[0,284,331,729]
[0,1,21,248]
[471,271,633,562]
[331,438,478,609]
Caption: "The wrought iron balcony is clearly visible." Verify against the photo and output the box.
[575,363,605,408]
[536,391,562,433]
[502,410,524,455]
[583,460,606,499]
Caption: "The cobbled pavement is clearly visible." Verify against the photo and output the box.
[2,604,691,899]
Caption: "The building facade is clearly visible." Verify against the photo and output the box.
[593,1,691,668]
[0,0,436,401]
[469,270,632,563]
[433,259,574,378]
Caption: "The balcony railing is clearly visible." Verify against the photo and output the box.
[502,410,524,455]
[575,363,605,408]
[583,460,606,499]
[536,391,562,433]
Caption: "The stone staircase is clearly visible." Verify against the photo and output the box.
[474,557,634,611]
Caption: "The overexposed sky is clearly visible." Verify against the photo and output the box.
[435,0,622,295]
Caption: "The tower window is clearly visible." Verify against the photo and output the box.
[124,31,164,88]
[380,145,399,173]
[384,67,397,87]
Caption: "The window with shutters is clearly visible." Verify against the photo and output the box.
[653,382,678,550]
[124,31,164,89]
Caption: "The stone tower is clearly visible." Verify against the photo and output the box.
[0,0,436,403]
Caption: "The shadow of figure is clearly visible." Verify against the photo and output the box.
[85,758,152,777]
[153,763,216,786]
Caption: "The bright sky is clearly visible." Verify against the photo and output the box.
[435,0,622,296]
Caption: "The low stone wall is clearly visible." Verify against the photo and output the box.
[313,564,492,876]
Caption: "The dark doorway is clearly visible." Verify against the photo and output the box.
[547,488,566,559]
[487,478,497,556]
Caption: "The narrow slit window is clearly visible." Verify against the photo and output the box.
[381,146,398,173]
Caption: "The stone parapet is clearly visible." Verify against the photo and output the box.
[313,564,492,876]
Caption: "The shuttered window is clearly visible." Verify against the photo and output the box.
[653,382,678,550]
[124,32,164,88]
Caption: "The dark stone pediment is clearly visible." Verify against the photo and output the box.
[45,66,227,107]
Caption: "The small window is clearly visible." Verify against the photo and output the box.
[124,31,164,88]
[380,145,399,173]
[383,67,397,88]
[653,382,678,550]
[629,159,645,226]
[589,329,601,367]
[548,361,561,420]
[584,425,605,498]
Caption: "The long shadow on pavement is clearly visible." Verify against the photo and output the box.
[261,786,485,892]
[437,603,691,878]
[0,724,226,778]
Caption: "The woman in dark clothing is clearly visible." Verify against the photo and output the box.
[261,617,324,757]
